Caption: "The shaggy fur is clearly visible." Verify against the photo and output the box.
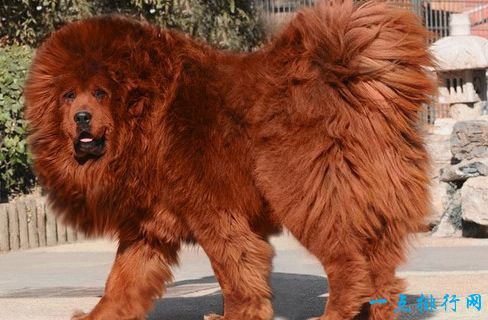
[24,1,436,319]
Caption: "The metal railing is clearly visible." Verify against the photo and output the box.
[424,0,488,39]
[420,103,451,124]
[259,0,315,13]
[256,0,488,39]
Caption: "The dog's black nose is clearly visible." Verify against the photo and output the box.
[74,111,91,126]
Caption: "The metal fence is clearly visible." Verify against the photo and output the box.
[257,0,488,39]
[423,0,488,39]
[419,103,451,124]
[258,0,315,13]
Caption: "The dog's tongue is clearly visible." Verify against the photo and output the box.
[80,137,93,143]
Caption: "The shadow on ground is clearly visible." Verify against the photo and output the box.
[149,273,435,320]
[0,272,434,319]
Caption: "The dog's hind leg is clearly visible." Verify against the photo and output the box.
[365,231,408,320]
[320,249,373,320]
[304,239,406,320]
[188,211,274,320]
[296,233,374,320]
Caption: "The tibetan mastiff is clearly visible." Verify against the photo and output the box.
[24,1,435,319]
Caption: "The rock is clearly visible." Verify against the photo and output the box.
[461,176,488,226]
[450,103,483,121]
[429,180,450,226]
[439,158,488,182]
[432,213,462,237]
[431,182,462,237]
[427,119,457,229]
[451,120,488,162]
[426,118,456,178]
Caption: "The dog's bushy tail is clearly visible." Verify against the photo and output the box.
[270,0,436,116]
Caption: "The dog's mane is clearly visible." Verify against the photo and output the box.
[24,16,219,234]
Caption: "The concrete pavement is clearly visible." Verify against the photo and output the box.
[0,233,487,320]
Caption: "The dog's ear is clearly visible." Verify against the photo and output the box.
[127,89,148,116]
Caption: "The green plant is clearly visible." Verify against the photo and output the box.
[0,0,93,47]
[1,0,264,51]
[127,0,264,51]
[0,45,35,201]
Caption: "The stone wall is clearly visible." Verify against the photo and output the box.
[0,196,82,252]
[429,117,488,237]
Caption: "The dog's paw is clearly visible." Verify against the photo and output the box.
[204,313,224,320]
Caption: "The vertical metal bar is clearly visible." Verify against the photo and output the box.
[442,2,446,38]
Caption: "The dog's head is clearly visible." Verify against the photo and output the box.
[24,16,169,167]
[58,76,113,162]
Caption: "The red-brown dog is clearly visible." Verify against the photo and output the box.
[24,1,435,319]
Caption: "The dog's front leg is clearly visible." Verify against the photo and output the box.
[71,238,179,320]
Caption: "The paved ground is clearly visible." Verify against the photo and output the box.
[0,233,487,320]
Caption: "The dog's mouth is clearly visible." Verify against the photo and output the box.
[74,131,106,161]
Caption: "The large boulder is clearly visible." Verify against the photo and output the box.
[451,120,488,162]
[461,176,488,226]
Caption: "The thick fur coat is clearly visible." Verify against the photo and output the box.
[24,1,436,319]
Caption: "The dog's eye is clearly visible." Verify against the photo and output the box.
[94,88,107,100]
[63,90,76,102]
